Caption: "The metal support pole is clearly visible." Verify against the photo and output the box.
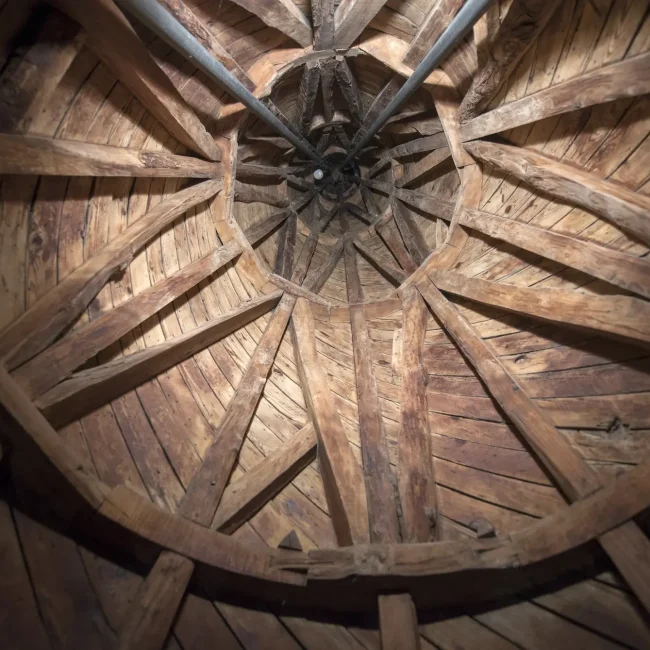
[117,0,327,167]
[342,0,494,167]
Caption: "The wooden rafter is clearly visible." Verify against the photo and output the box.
[427,269,650,348]
[394,187,455,222]
[335,55,363,124]
[350,74,401,149]
[466,140,650,245]
[432,86,472,168]
[391,198,429,265]
[34,292,283,428]
[396,146,452,188]
[213,423,317,533]
[234,181,289,208]
[402,0,464,69]
[117,551,194,650]
[274,213,297,278]
[458,0,563,122]
[312,0,335,50]
[459,207,650,299]
[296,60,321,136]
[397,284,437,543]
[353,240,406,285]
[12,208,287,398]
[417,277,650,615]
[236,163,301,179]
[333,0,389,50]
[156,0,256,91]
[291,297,370,545]
[226,0,313,47]
[389,132,448,158]
[0,134,222,177]
[378,594,420,650]
[461,52,650,141]
[320,57,337,124]
[0,179,223,372]
[375,218,418,274]
[50,0,220,161]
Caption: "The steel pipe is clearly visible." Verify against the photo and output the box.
[117,0,326,166]
[343,0,495,167]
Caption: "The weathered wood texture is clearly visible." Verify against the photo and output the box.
[296,60,321,135]
[50,0,221,160]
[117,551,194,650]
[334,0,389,49]
[213,424,317,533]
[2,180,223,372]
[335,55,363,123]
[0,134,222,177]
[313,0,335,49]
[398,285,437,543]
[466,140,650,245]
[459,208,650,299]
[403,0,464,69]
[291,297,370,546]
[225,0,313,46]
[458,0,563,122]
[428,269,650,348]
[35,292,283,427]
[156,0,256,91]
[461,52,650,141]
[378,593,421,650]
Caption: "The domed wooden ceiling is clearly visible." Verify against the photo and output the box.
[1,0,650,648]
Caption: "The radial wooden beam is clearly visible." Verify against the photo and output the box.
[402,0,464,69]
[344,202,373,225]
[0,134,222,177]
[313,0,335,49]
[296,60,321,136]
[350,75,402,149]
[34,292,283,427]
[320,57,337,124]
[432,87,472,168]
[213,423,317,533]
[417,277,650,615]
[397,285,437,543]
[274,214,297,278]
[389,133,448,159]
[156,0,255,91]
[459,207,650,299]
[375,217,418,274]
[1,179,223,372]
[378,594,421,650]
[428,269,650,348]
[236,163,301,179]
[391,198,429,265]
[461,52,650,141]
[50,0,220,161]
[333,0,390,49]
[394,187,455,221]
[226,0,313,47]
[465,139,650,245]
[234,181,289,208]
[291,297,370,546]
[335,55,363,124]
[458,0,563,122]
[353,240,406,285]
[12,207,286,399]
[117,551,194,650]
[396,146,452,187]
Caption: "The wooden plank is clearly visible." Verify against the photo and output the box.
[234,181,289,208]
[459,207,650,299]
[378,593,421,650]
[296,60,321,135]
[432,86,472,167]
[274,213,297,278]
[389,133,448,158]
[333,0,390,49]
[344,240,401,543]
[34,292,283,427]
[213,424,317,533]
[12,238,243,399]
[465,140,650,245]
[291,297,370,545]
[350,75,402,149]
[335,55,363,124]
[236,163,301,178]
[376,218,418,274]
[396,146,452,187]
[402,0,464,69]
[320,57,337,124]
[1,179,223,372]
[157,0,256,91]
[227,0,313,47]
[0,134,222,177]
[51,0,221,161]
[461,52,650,141]
[117,551,194,650]
[428,269,650,348]
[392,198,429,265]
[313,0,335,49]
[394,187,456,222]
[397,285,437,543]
[458,0,563,122]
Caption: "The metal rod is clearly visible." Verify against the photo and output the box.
[117,0,326,166]
[342,0,494,167]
